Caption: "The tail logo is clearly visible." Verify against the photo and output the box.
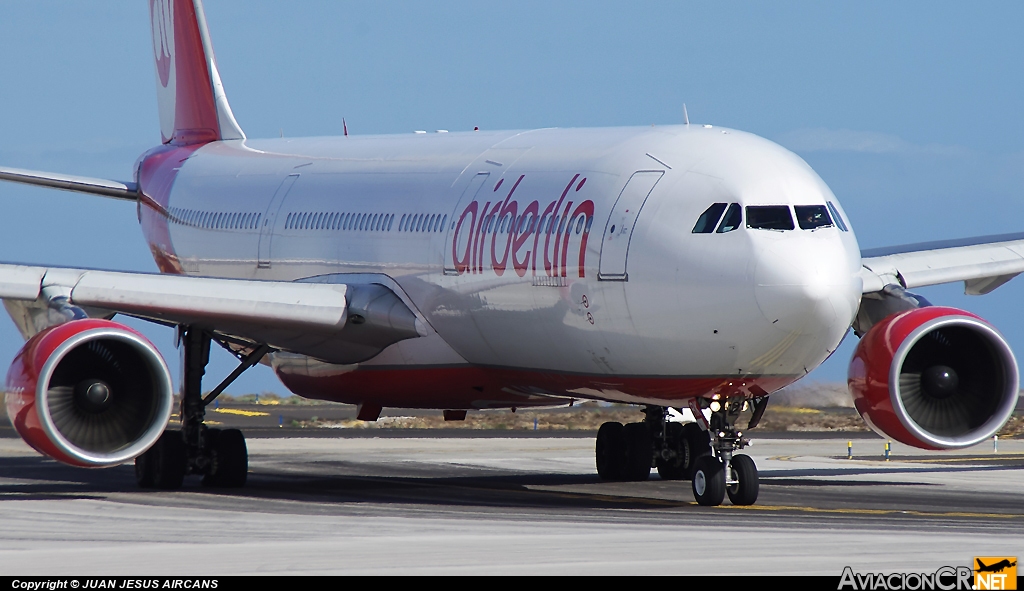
[150,0,174,88]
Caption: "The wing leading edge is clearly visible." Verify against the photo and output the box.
[0,166,139,201]
[0,263,425,364]
[860,232,1024,295]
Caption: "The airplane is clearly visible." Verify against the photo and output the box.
[1,0,1022,507]
[976,559,1017,574]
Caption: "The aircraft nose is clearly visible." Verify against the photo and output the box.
[753,236,859,336]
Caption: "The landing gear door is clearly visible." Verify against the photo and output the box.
[257,174,299,269]
[598,171,664,280]
[443,172,489,275]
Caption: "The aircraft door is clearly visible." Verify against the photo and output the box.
[257,174,298,269]
[597,171,664,280]
[443,172,489,275]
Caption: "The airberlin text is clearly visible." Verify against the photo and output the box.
[837,566,973,590]
[452,173,595,278]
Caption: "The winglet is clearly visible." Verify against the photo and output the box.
[150,0,245,145]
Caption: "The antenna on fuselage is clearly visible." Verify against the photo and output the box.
[683,104,690,125]
[343,118,349,137]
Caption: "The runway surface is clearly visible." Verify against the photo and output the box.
[0,433,1022,575]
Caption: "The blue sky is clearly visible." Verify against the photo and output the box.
[1,1,1023,395]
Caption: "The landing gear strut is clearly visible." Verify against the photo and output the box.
[135,327,267,490]
[690,398,760,506]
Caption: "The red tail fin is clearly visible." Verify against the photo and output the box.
[150,0,245,144]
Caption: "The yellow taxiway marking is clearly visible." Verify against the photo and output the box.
[770,407,823,414]
[537,489,1024,519]
[724,504,1023,519]
[212,408,270,417]
[897,454,1024,464]
[768,454,1024,464]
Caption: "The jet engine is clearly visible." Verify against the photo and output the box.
[848,306,1018,450]
[5,318,173,467]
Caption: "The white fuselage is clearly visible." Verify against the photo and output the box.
[146,124,862,407]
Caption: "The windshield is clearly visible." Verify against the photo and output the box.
[745,206,794,231]
[794,205,833,230]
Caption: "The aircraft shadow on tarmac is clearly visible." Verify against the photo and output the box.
[2,454,1023,516]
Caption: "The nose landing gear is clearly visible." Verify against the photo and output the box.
[691,398,760,506]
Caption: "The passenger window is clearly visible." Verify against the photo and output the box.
[692,203,727,234]
[826,201,849,232]
[716,203,742,233]
[794,205,833,230]
[746,206,794,231]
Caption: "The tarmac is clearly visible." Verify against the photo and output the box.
[0,421,1021,575]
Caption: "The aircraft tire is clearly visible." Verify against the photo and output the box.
[726,453,759,506]
[203,428,248,488]
[134,446,156,489]
[136,430,186,490]
[692,455,725,506]
[596,422,627,481]
[199,428,222,487]
[681,423,711,479]
[623,422,653,481]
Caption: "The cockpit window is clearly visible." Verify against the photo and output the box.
[826,201,849,232]
[716,203,742,233]
[794,205,833,230]
[746,206,794,230]
[692,203,727,233]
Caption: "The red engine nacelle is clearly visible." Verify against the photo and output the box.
[5,319,173,467]
[849,306,1018,450]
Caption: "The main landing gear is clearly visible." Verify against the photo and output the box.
[136,327,268,490]
[595,398,767,506]
[596,406,710,482]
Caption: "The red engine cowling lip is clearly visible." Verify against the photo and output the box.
[850,307,1019,450]
[5,319,173,467]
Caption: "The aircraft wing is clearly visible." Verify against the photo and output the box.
[0,263,424,364]
[0,165,139,201]
[859,232,1024,295]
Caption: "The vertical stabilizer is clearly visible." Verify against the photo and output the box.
[150,0,245,144]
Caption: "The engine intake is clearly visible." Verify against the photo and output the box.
[5,319,173,467]
[849,307,1019,450]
